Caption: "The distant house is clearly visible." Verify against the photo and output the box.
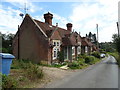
[81,37,93,54]
[13,12,97,64]
[86,32,97,45]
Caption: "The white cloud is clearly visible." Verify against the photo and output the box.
[0,5,22,34]
[1,1,119,43]
[53,13,69,28]
[4,0,42,14]
[69,0,119,42]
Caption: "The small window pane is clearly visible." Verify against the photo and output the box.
[54,42,56,46]
[57,42,59,46]
[54,50,56,57]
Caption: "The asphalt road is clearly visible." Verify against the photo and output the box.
[45,56,119,88]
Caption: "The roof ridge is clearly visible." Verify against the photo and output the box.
[34,19,68,31]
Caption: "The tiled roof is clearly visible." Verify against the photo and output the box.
[34,19,70,38]
[34,19,81,46]
[81,37,92,46]
[62,33,80,46]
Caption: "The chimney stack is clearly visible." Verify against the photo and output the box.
[66,23,72,32]
[44,12,53,25]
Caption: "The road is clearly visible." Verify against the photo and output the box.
[45,56,119,88]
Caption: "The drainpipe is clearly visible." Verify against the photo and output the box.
[18,25,20,59]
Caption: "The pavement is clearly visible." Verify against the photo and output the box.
[45,56,119,89]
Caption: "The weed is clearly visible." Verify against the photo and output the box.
[1,74,18,89]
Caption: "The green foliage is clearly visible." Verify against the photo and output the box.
[1,74,18,89]
[112,34,120,67]
[78,54,87,59]
[68,61,80,69]
[11,59,43,80]
[0,48,8,53]
[1,32,14,53]
[77,58,85,66]
[25,62,43,80]
[91,52,100,58]
[85,56,98,65]
[108,52,120,67]
[51,63,64,68]
[114,37,120,53]
[99,42,115,52]
[57,50,64,62]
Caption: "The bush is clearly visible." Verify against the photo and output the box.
[2,74,18,89]
[108,52,120,66]
[91,52,100,58]
[57,51,64,62]
[78,58,85,66]
[68,61,79,69]
[85,56,96,64]
[78,54,87,59]
[25,62,43,80]
[51,63,63,68]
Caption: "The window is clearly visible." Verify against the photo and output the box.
[54,49,57,57]
[57,42,59,46]
[57,48,59,52]
[64,47,67,59]
[85,46,88,52]
[54,42,56,46]
[77,46,81,54]
[72,47,75,55]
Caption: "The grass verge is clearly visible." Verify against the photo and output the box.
[108,52,120,67]
[2,59,43,88]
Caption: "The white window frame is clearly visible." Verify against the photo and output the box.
[77,46,81,54]
[85,46,88,53]
[52,40,61,60]
[72,46,75,55]
[57,42,59,46]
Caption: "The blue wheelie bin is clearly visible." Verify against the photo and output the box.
[0,53,15,75]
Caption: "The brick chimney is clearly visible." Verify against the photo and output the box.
[44,12,53,25]
[66,23,72,32]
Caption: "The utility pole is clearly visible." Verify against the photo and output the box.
[116,22,120,37]
[96,24,99,49]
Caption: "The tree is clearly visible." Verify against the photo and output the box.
[1,32,14,53]
[112,34,120,54]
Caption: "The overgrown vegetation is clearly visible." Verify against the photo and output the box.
[1,73,18,89]
[108,52,120,66]
[68,52,101,69]
[112,34,120,66]
[2,59,43,88]
[91,52,100,58]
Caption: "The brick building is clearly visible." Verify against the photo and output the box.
[13,12,97,64]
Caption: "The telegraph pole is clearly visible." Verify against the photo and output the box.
[116,22,120,37]
[96,24,99,49]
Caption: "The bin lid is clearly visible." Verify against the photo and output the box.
[0,53,15,59]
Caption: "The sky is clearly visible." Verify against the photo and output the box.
[0,0,119,42]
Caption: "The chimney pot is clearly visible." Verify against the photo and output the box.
[44,12,53,25]
[66,23,72,32]
[56,23,58,26]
